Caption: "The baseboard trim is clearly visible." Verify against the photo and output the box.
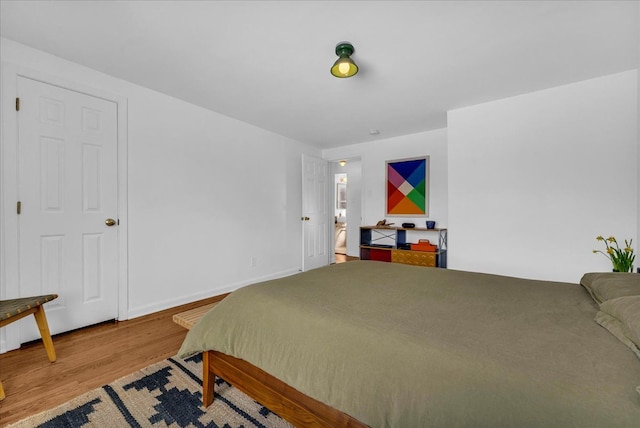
[126,267,301,320]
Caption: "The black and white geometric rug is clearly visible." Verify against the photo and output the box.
[8,354,293,428]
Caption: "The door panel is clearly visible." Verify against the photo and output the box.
[302,155,329,271]
[17,76,118,341]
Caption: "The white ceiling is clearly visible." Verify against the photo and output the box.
[1,1,638,149]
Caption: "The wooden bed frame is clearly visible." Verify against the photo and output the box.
[203,350,368,428]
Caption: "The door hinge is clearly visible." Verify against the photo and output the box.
[17,201,21,215]
[15,97,20,111]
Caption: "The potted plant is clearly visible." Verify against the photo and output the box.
[593,236,635,272]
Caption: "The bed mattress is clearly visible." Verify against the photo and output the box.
[180,261,640,427]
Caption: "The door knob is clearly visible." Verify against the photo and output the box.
[300,217,310,221]
[105,218,117,227]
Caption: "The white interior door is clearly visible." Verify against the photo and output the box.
[17,76,119,341]
[302,155,329,271]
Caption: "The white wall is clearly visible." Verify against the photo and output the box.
[448,70,638,282]
[323,128,448,232]
[0,37,319,320]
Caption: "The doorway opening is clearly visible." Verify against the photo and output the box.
[330,157,361,264]
[334,172,348,257]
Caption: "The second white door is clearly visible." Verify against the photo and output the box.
[302,155,329,271]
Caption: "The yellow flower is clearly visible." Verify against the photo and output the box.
[594,235,635,272]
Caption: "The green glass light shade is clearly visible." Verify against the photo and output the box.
[331,43,358,78]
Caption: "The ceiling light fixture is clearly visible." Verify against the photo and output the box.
[331,42,358,78]
[339,160,347,166]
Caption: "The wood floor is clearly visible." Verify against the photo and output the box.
[0,294,227,426]
[335,253,359,263]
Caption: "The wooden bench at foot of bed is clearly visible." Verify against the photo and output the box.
[203,350,368,428]
[172,302,218,330]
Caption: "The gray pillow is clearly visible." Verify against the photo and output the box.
[580,272,640,304]
[596,295,640,360]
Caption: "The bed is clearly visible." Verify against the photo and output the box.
[179,261,640,427]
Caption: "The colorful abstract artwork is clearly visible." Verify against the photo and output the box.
[386,157,429,216]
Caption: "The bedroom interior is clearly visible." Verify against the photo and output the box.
[0,0,639,426]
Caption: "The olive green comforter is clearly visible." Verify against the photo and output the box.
[179,261,640,427]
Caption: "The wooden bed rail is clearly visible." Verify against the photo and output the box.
[203,351,368,428]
